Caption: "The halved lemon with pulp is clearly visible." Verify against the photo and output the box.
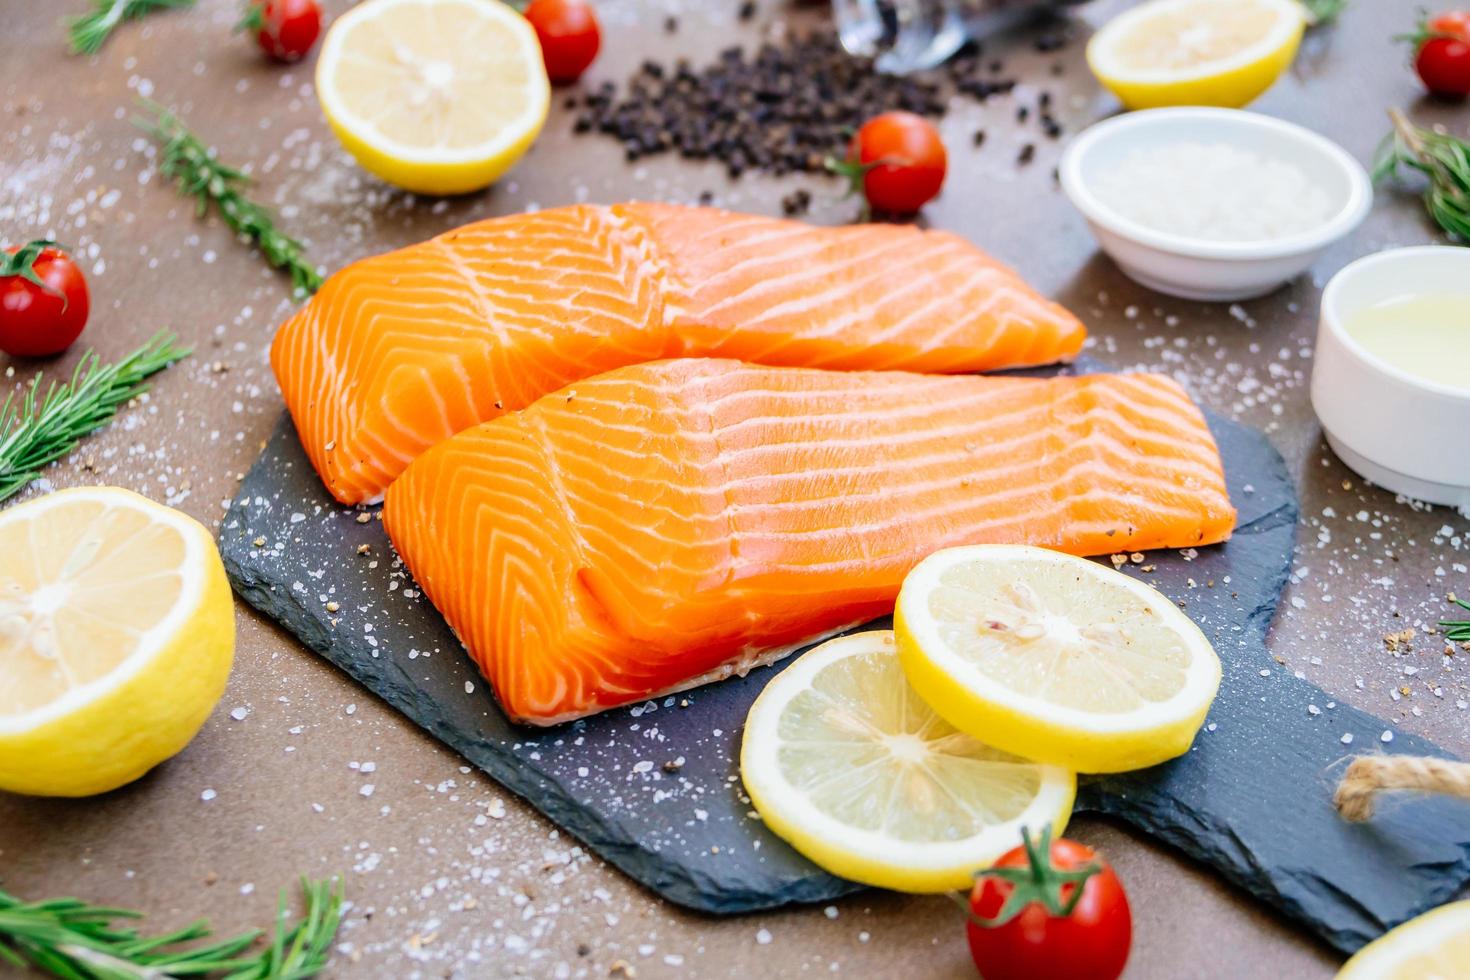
[0,487,235,797]
[1086,0,1305,110]
[740,631,1075,893]
[1337,901,1470,980]
[895,545,1220,773]
[316,0,550,195]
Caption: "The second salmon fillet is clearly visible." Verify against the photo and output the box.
[273,203,1086,504]
[383,359,1235,725]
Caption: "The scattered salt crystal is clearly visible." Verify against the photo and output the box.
[359,784,375,797]
[824,906,839,919]
[1381,730,1394,743]
[360,761,376,773]
[1340,733,1354,745]
[230,706,249,721]
[755,928,773,945]
[201,788,216,801]
[464,680,475,694]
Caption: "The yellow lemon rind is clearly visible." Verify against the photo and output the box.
[0,488,235,797]
[1086,0,1305,110]
[1336,900,1470,980]
[739,632,1077,893]
[893,545,1221,774]
[314,0,550,196]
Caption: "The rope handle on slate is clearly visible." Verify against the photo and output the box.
[1334,755,1470,822]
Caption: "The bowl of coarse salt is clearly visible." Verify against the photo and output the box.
[1059,107,1372,302]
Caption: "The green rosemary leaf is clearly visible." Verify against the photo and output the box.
[1299,0,1347,27]
[0,331,188,505]
[1376,109,1470,243]
[135,100,324,296]
[0,877,342,979]
[68,0,196,56]
[1442,598,1470,642]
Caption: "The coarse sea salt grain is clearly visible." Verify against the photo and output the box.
[1092,141,1335,243]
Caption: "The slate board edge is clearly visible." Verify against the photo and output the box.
[221,399,1470,945]
[222,551,861,915]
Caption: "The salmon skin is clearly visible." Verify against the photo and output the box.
[383,359,1235,725]
[272,203,1086,504]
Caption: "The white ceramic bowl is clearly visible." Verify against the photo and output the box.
[1311,246,1470,508]
[1059,108,1373,302]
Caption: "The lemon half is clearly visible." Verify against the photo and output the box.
[1086,0,1305,110]
[316,0,550,195]
[740,631,1075,893]
[1337,901,1470,980]
[0,487,235,797]
[895,545,1221,774]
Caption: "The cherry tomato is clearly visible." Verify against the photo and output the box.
[0,241,90,359]
[965,828,1131,980]
[525,0,601,85]
[1405,11,1470,99]
[842,111,947,216]
[242,0,322,63]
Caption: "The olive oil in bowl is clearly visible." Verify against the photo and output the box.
[1343,293,1470,393]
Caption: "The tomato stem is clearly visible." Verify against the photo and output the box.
[964,825,1102,929]
[235,1,265,33]
[823,154,917,222]
[0,241,70,309]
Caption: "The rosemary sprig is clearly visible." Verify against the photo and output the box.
[0,331,188,505]
[1443,597,1470,643]
[1299,0,1346,27]
[68,0,195,56]
[1374,108,1470,243]
[0,876,343,979]
[135,101,323,296]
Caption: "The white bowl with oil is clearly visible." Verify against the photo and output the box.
[1312,246,1470,508]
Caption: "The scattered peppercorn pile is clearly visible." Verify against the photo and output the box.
[566,27,1072,183]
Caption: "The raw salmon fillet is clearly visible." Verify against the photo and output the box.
[272,203,1085,504]
[383,359,1235,725]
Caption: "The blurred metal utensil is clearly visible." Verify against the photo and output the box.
[832,0,1084,74]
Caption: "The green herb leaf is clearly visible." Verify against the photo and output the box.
[1442,597,1470,643]
[1375,109,1470,244]
[67,0,196,56]
[1299,0,1347,27]
[135,100,324,297]
[0,877,342,979]
[0,332,188,505]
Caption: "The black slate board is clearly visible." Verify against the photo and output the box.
[220,364,1470,954]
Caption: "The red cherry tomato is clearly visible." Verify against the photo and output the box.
[525,0,601,85]
[1406,11,1470,98]
[842,111,947,216]
[965,829,1132,980]
[0,241,90,359]
[243,0,322,63]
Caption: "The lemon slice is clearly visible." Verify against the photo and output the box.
[315,0,550,195]
[0,487,235,797]
[1086,0,1305,110]
[740,631,1075,892]
[895,545,1220,773]
[1337,901,1470,980]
